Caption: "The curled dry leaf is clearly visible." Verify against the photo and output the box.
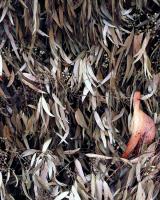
[42,138,52,153]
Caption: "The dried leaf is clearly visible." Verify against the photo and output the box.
[42,138,52,153]
[96,174,103,200]
[4,24,21,61]
[0,54,2,77]
[7,70,15,87]
[22,78,46,94]
[55,191,69,200]
[41,96,54,117]
[75,159,87,183]
[22,149,38,157]
[94,111,105,131]
[52,93,65,109]
[71,185,81,200]
[103,180,113,200]
[75,108,88,129]
[3,125,12,142]
[136,182,146,200]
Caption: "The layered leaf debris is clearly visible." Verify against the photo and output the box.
[0,0,160,199]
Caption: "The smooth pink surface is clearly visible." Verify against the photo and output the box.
[122,91,156,158]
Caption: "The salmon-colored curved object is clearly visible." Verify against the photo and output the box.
[122,91,156,158]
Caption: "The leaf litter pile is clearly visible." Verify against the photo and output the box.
[0,0,160,199]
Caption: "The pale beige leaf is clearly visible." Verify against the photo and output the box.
[134,32,150,64]
[5,171,10,184]
[94,111,105,131]
[143,51,152,78]
[87,63,98,83]
[112,108,125,122]
[91,173,96,199]
[22,149,38,157]
[56,132,68,144]
[22,78,46,94]
[59,47,72,64]
[7,70,15,87]
[52,93,65,109]
[86,153,112,160]
[33,0,38,33]
[36,97,42,121]
[71,185,81,200]
[22,182,32,200]
[42,138,52,153]
[78,59,84,87]
[34,174,49,190]
[91,95,97,110]
[22,73,38,82]
[64,148,80,155]
[123,166,135,200]
[96,174,103,200]
[38,29,49,37]
[133,33,143,55]
[73,59,80,82]
[41,96,54,117]
[0,7,8,23]
[75,109,87,128]
[82,60,95,95]
[55,103,65,131]
[82,86,89,102]
[146,180,154,200]
[2,60,10,77]
[55,191,69,200]
[0,171,3,187]
[0,54,2,77]
[8,11,14,25]
[30,153,37,168]
[103,180,113,200]
[98,71,113,86]
[100,130,107,148]
[136,182,146,200]
[125,29,134,56]
[75,159,87,183]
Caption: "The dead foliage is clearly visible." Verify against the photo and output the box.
[0,0,160,199]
